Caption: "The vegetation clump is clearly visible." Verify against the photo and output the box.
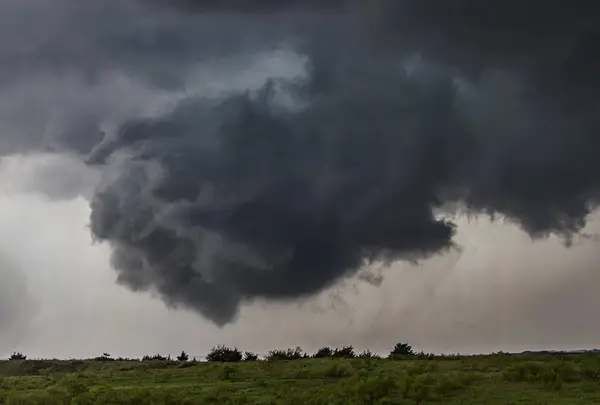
[205,345,243,363]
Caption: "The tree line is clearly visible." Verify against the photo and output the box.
[5,342,423,362]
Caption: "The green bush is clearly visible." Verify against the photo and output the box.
[265,347,306,361]
[352,376,398,403]
[323,362,354,378]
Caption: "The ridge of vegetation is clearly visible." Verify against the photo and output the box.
[2,343,600,404]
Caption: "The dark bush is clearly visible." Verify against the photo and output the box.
[205,345,243,363]
[332,346,356,359]
[177,351,190,362]
[243,351,259,361]
[415,351,436,360]
[92,353,114,361]
[9,352,27,360]
[265,347,305,361]
[389,342,416,359]
[358,350,381,359]
[313,347,334,358]
[142,354,169,361]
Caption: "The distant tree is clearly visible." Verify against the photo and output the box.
[177,351,190,362]
[332,346,356,359]
[9,352,26,360]
[265,347,305,361]
[243,351,259,361]
[389,342,416,359]
[93,353,114,361]
[142,354,169,361]
[358,350,381,359]
[313,347,334,358]
[414,351,436,360]
[205,345,243,363]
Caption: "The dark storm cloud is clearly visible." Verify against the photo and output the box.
[152,0,349,13]
[0,0,329,156]
[89,52,466,323]
[1,0,600,325]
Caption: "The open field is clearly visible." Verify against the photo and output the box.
[2,352,600,404]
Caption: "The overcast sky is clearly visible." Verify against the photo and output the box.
[1,154,599,359]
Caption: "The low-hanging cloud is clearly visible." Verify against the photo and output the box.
[0,0,599,326]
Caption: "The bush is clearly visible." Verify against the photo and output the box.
[220,365,237,381]
[332,346,356,359]
[265,347,305,361]
[352,376,398,403]
[313,347,334,358]
[141,354,169,361]
[323,362,354,378]
[389,342,416,359]
[358,350,380,359]
[502,360,581,390]
[400,374,435,404]
[243,351,259,361]
[176,351,190,362]
[415,351,436,360]
[206,345,243,363]
[93,353,113,362]
[9,352,27,360]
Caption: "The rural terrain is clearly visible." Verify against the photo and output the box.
[1,345,600,404]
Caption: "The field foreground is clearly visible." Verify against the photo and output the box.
[1,353,600,404]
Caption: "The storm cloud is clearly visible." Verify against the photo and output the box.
[0,0,599,326]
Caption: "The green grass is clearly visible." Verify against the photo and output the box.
[1,353,600,404]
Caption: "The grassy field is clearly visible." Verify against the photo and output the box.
[1,352,600,404]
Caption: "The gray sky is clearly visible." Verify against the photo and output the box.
[1,154,599,358]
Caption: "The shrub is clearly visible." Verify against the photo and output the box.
[265,347,305,361]
[415,351,436,360]
[352,376,398,403]
[313,347,334,358]
[323,362,354,378]
[142,354,169,361]
[400,374,435,405]
[332,346,356,359]
[358,350,380,359]
[206,345,243,363]
[243,351,259,361]
[502,360,581,389]
[93,353,114,362]
[176,351,190,362]
[389,342,416,359]
[9,352,27,360]
[220,365,237,381]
